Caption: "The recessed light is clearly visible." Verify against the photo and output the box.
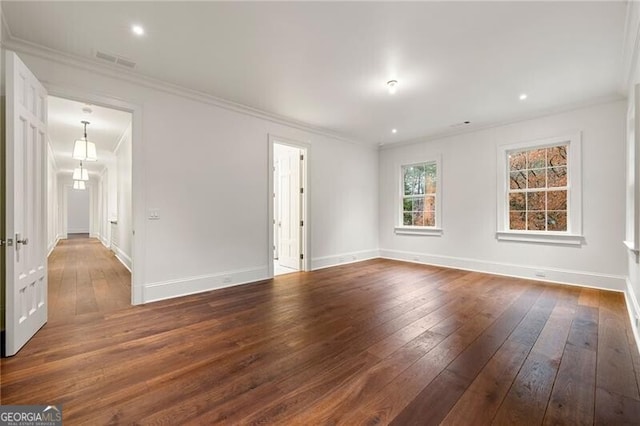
[392,128,397,134]
[132,25,145,36]
[387,80,398,94]
[519,93,528,100]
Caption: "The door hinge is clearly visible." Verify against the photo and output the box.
[300,154,304,161]
[300,220,304,227]
[300,188,304,194]
[300,254,304,260]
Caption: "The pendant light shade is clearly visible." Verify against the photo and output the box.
[72,162,89,181]
[72,121,98,162]
[73,180,86,190]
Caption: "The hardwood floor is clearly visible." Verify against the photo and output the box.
[2,239,640,425]
[47,237,131,323]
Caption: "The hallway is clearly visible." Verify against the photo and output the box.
[48,237,131,323]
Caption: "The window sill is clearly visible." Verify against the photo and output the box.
[395,226,443,236]
[496,231,584,246]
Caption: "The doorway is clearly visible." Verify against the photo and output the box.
[46,95,134,316]
[269,136,309,277]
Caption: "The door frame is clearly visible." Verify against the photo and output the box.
[45,84,144,305]
[268,134,310,277]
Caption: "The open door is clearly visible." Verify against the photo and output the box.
[276,144,301,270]
[4,51,48,356]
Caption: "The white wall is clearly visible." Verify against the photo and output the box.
[46,141,59,253]
[379,100,627,290]
[624,1,640,351]
[15,49,379,302]
[113,122,132,269]
[66,186,90,233]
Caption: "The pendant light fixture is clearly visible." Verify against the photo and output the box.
[73,180,86,190]
[72,161,89,181]
[72,120,98,162]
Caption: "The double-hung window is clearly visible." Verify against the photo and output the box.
[496,133,582,245]
[395,157,442,236]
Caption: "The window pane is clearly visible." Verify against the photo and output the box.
[548,167,567,187]
[509,151,526,171]
[527,191,545,211]
[547,190,567,210]
[404,165,425,196]
[425,163,437,193]
[547,145,567,167]
[547,211,567,231]
[510,171,526,190]
[423,211,435,227]
[509,192,526,211]
[527,148,546,169]
[424,196,435,211]
[510,212,526,230]
[401,161,437,228]
[527,212,546,230]
[528,169,546,188]
[412,212,424,226]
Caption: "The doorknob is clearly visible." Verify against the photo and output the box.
[16,233,28,246]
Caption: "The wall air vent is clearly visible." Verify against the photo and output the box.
[94,50,137,69]
[116,57,136,69]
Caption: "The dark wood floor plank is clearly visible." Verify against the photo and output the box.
[441,340,530,426]
[543,345,596,426]
[2,238,639,425]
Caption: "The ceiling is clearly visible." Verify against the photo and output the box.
[2,1,627,145]
[48,96,132,177]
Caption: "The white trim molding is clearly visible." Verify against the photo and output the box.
[625,277,640,355]
[379,249,626,292]
[144,266,270,303]
[112,244,132,272]
[395,227,443,236]
[311,250,380,271]
[497,231,584,246]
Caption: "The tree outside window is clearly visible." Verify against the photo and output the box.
[402,162,437,227]
[507,144,568,231]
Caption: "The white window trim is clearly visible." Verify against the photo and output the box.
[395,155,443,236]
[496,133,583,245]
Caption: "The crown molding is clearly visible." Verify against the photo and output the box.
[379,94,625,151]
[2,35,373,150]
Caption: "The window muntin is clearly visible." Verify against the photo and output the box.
[507,144,568,232]
[402,162,437,227]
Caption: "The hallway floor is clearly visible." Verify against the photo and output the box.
[48,237,131,324]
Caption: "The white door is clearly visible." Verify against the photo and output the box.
[4,51,48,356]
[276,145,301,270]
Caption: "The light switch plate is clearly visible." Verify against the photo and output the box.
[148,209,160,220]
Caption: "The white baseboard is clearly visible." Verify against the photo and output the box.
[111,243,132,272]
[143,266,270,303]
[379,249,627,292]
[67,228,89,234]
[47,235,61,257]
[625,278,640,355]
[99,235,110,249]
[311,249,381,270]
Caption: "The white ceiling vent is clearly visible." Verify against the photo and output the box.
[94,50,137,69]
